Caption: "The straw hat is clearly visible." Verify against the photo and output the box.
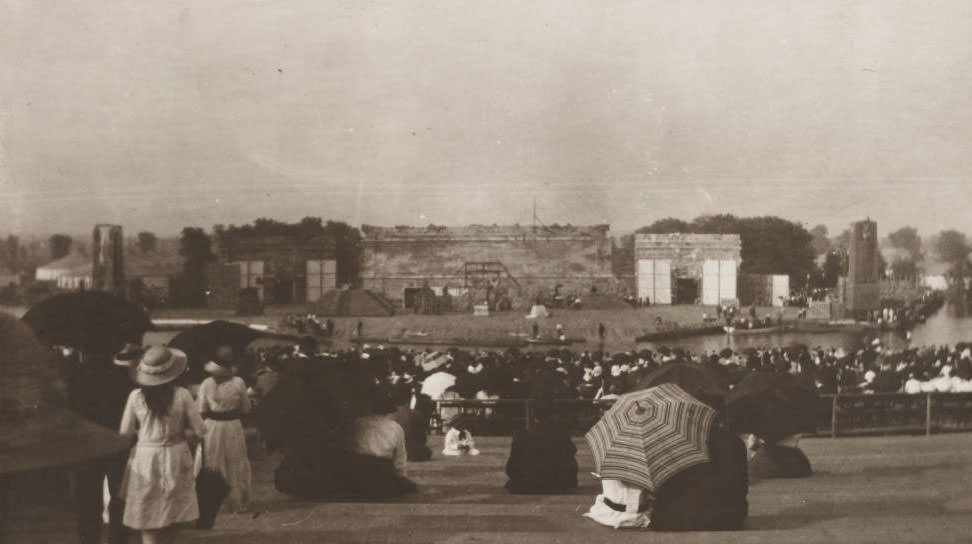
[1,313,131,474]
[130,346,187,386]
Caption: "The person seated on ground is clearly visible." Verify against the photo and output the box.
[504,403,577,494]
[649,423,748,531]
[584,478,652,529]
[343,390,417,499]
[442,415,480,456]
[748,434,812,480]
[584,423,748,531]
[390,386,433,462]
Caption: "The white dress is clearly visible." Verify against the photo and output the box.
[584,479,652,529]
[193,376,252,512]
[119,387,206,530]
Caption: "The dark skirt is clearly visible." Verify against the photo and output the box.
[504,426,578,494]
[274,450,416,501]
[650,427,749,532]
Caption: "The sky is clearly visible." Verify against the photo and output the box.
[2,1,971,238]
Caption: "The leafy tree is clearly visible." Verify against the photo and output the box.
[1,235,20,271]
[48,234,73,260]
[323,220,362,286]
[636,218,693,234]
[137,231,158,253]
[820,251,844,288]
[809,224,831,255]
[221,217,362,287]
[890,258,918,282]
[832,229,851,250]
[178,227,214,307]
[935,230,970,276]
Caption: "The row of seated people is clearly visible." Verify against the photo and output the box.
[271,391,808,532]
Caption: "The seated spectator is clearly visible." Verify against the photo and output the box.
[442,415,479,456]
[584,424,748,531]
[504,403,577,494]
[343,392,417,499]
[649,424,749,531]
[390,388,433,462]
[748,434,812,480]
[904,373,922,394]
[584,479,652,529]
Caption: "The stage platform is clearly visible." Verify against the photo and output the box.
[8,433,972,543]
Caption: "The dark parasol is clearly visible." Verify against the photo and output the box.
[22,291,153,355]
[633,362,729,409]
[167,320,313,382]
[726,372,819,443]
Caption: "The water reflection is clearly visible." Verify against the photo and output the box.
[641,305,972,354]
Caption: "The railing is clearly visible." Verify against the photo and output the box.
[433,393,972,437]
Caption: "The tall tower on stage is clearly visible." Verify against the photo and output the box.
[840,219,880,318]
[93,224,126,297]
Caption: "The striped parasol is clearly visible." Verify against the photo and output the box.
[586,383,716,493]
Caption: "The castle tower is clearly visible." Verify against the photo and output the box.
[843,219,880,316]
[92,224,125,297]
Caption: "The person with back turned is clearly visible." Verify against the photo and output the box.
[504,401,577,494]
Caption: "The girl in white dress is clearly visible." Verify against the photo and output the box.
[119,346,205,544]
[193,353,252,514]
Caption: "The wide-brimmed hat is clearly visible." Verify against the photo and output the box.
[130,346,188,386]
[2,314,131,474]
[113,343,145,367]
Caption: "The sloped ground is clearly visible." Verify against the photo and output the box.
[9,433,972,543]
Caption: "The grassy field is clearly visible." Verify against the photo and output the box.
[9,432,972,543]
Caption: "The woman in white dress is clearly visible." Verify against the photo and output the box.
[193,351,252,516]
[119,346,206,544]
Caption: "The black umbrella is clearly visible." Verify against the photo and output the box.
[168,320,312,382]
[633,363,729,408]
[22,291,153,354]
[727,372,819,443]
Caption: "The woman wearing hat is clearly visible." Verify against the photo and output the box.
[193,346,252,525]
[118,346,206,544]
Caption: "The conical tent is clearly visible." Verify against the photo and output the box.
[308,289,395,317]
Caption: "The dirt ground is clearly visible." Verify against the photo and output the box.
[8,432,972,543]
[148,304,802,352]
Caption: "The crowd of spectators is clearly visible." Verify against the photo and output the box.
[247,338,972,411]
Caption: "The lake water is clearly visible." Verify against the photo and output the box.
[13,301,965,355]
[639,305,972,353]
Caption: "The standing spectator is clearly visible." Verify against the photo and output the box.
[194,347,252,526]
[67,342,142,544]
[119,347,206,544]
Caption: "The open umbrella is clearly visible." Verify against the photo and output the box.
[633,363,729,408]
[420,371,456,400]
[0,313,131,474]
[21,291,153,354]
[726,372,819,443]
[585,383,716,493]
[168,320,311,382]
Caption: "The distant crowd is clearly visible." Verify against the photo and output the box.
[248,338,972,409]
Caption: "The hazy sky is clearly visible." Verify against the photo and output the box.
[2,1,971,238]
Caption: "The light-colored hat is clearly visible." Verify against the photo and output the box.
[203,360,234,377]
[130,346,188,386]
